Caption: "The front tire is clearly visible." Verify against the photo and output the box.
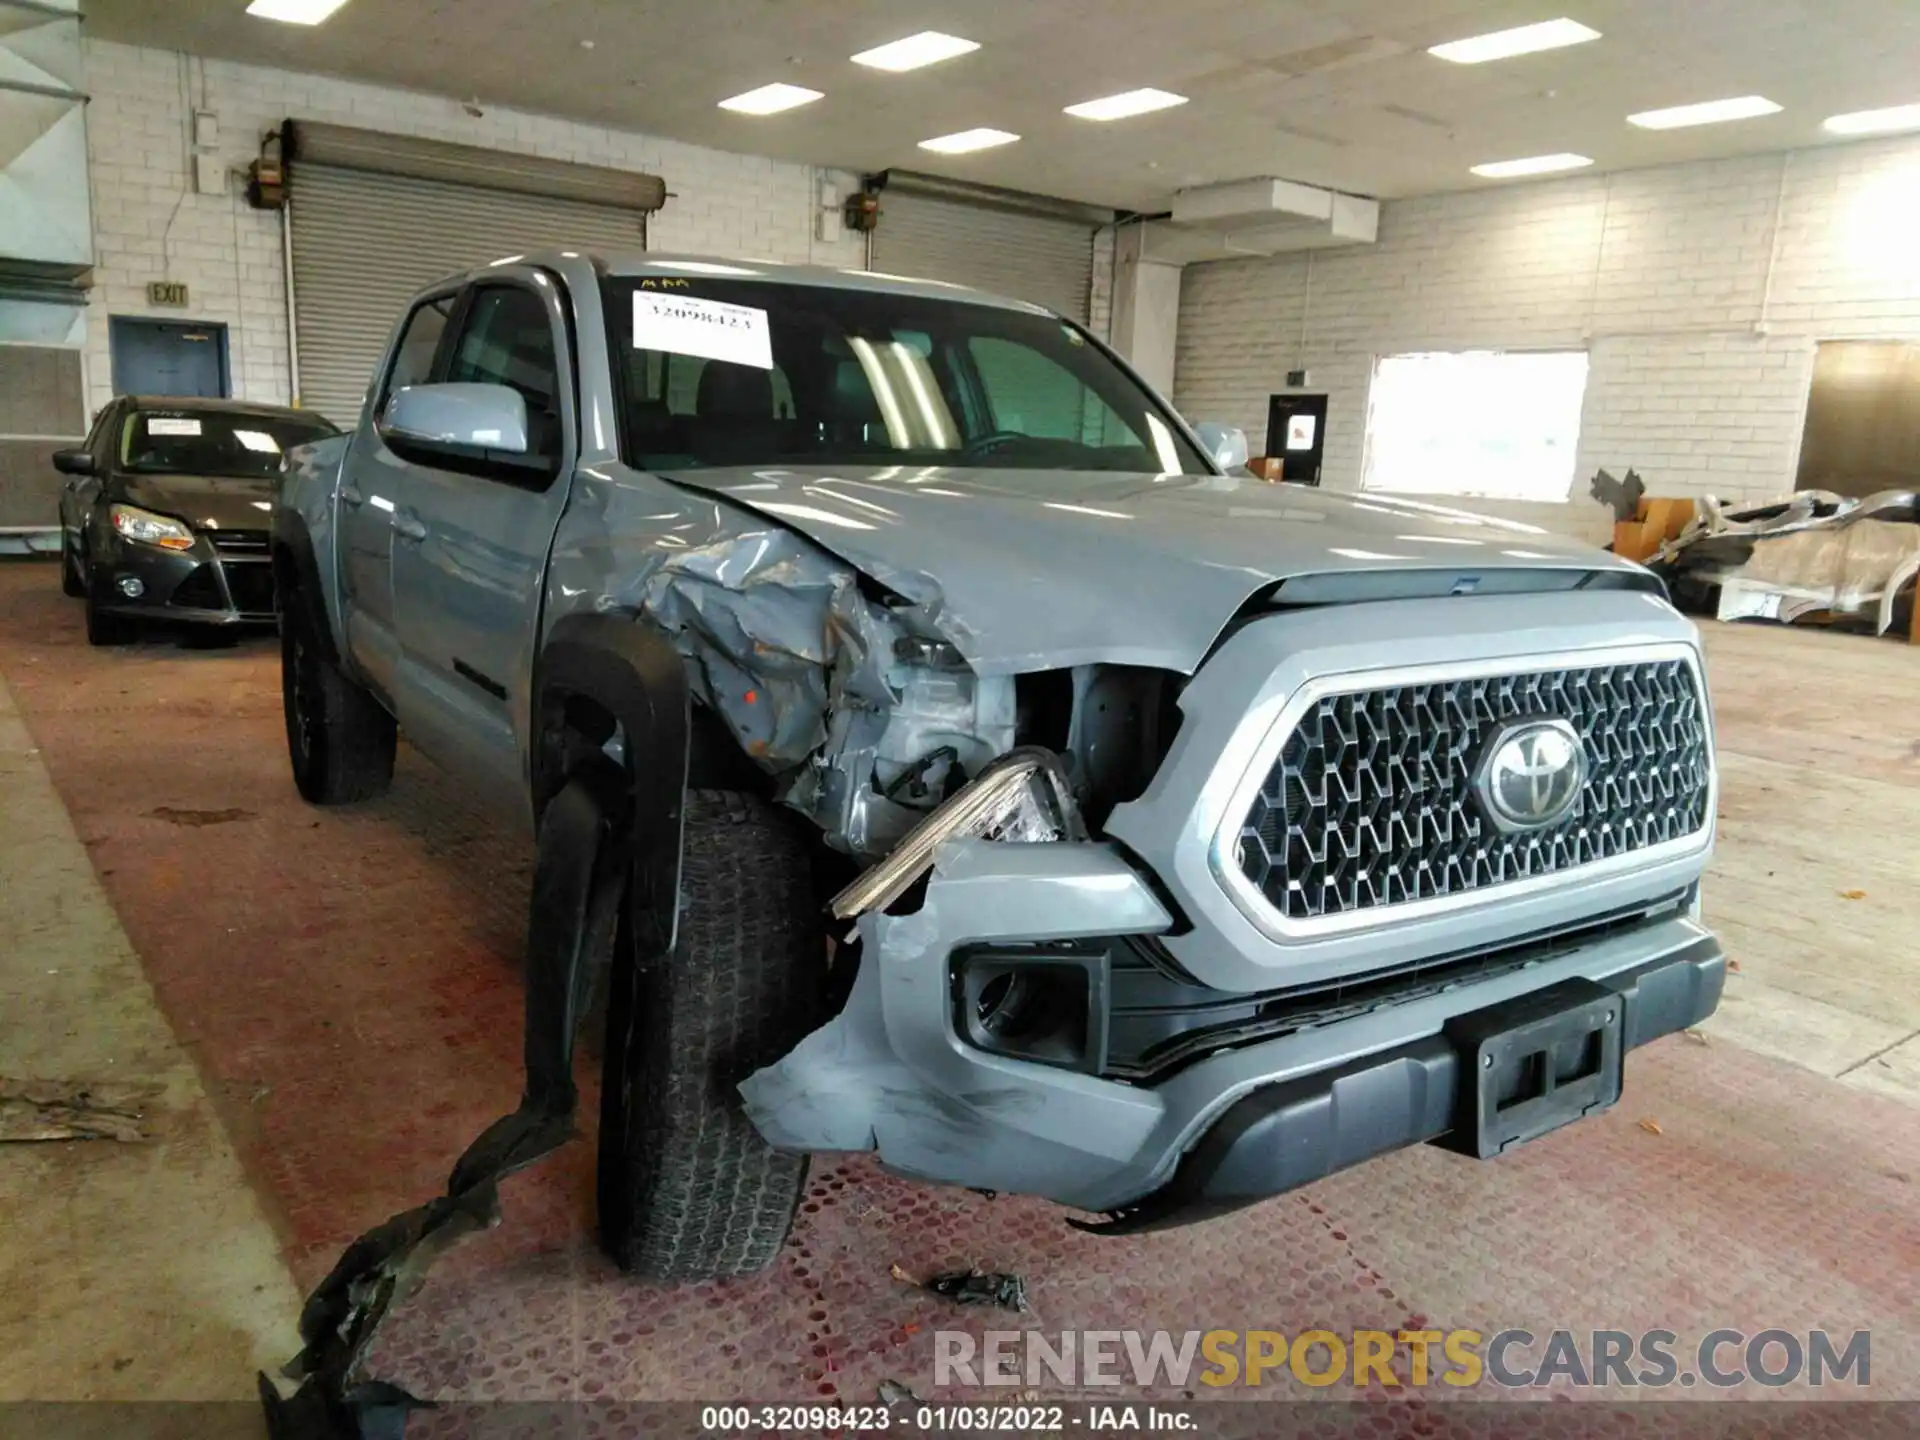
[281,589,396,804]
[597,790,826,1280]
[61,539,84,598]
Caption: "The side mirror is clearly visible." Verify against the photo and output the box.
[381,383,530,456]
[52,449,96,477]
[1192,422,1249,473]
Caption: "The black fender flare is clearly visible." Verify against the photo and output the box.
[533,611,690,960]
[271,510,341,664]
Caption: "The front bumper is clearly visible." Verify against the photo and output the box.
[88,530,276,625]
[739,839,1724,1219]
[1078,942,1721,1233]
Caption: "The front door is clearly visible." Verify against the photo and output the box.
[1264,392,1329,486]
[388,275,579,821]
[109,317,230,398]
[336,292,457,707]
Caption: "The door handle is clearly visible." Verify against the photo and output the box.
[340,484,364,507]
[391,512,428,542]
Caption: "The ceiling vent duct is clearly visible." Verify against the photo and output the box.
[1139,177,1378,264]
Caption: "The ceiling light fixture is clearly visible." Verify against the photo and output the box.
[717,82,824,116]
[1823,103,1920,136]
[918,128,1020,154]
[1627,95,1781,129]
[1470,152,1594,178]
[851,31,979,72]
[1429,17,1600,64]
[1064,87,1189,121]
[245,0,352,22]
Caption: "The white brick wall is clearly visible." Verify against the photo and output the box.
[80,40,865,414]
[1175,135,1920,536]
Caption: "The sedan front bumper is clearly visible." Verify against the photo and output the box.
[89,528,276,625]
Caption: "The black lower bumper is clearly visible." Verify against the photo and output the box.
[1076,936,1725,1235]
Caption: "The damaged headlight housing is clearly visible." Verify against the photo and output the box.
[830,748,1080,920]
[110,504,195,551]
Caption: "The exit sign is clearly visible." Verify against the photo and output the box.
[148,281,190,307]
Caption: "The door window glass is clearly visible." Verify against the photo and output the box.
[444,288,563,461]
[384,296,454,405]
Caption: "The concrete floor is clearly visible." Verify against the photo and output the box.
[0,558,1915,1425]
[1689,623,1920,1094]
[0,662,303,1404]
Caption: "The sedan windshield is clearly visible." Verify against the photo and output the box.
[121,410,338,477]
[604,277,1210,475]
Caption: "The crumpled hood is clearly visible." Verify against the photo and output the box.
[115,472,277,534]
[656,464,1637,674]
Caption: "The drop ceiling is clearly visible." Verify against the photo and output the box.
[82,0,1920,208]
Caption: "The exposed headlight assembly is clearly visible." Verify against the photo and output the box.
[110,504,195,551]
[830,748,1081,920]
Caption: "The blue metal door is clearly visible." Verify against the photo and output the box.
[109,318,230,398]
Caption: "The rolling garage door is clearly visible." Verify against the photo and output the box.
[869,185,1101,323]
[286,124,662,427]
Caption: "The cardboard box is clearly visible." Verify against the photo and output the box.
[1613,497,1697,562]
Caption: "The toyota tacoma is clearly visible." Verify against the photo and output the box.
[273,252,1724,1287]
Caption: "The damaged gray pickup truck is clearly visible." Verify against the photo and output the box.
[274,252,1725,1289]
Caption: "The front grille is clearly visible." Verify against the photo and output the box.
[209,529,270,557]
[1231,658,1710,923]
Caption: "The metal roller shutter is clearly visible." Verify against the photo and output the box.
[289,166,648,426]
[870,190,1096,323]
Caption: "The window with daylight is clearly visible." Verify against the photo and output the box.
[1360,350,1590,502]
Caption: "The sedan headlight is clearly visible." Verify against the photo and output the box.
[110,504,195,551]
[830,749,1080,921]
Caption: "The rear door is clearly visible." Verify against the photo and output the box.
[387,272,578,815]
[336,290,457,706]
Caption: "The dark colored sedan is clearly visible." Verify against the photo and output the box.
[54,397,339,645]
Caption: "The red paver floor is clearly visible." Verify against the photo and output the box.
[1,561,1915,1430]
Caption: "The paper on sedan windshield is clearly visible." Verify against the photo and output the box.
[148,417,202,436]
[633,291,773,370]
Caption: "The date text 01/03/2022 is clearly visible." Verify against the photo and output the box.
[697,1403,1199,1432]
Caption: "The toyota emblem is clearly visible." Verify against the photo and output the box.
[1473,717,1587,832]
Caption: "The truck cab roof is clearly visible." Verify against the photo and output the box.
[455,249,1052,315]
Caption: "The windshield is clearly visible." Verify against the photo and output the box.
[121,409,338,477]
[603,278,1210,476]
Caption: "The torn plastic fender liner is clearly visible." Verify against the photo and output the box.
[738,838,1173,1206]
[262,617,688,1440]
[262,777,621,1439]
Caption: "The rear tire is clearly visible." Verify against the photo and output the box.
[280,588,396,804]
[597,790,826,1280]
[84,567,135,646]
